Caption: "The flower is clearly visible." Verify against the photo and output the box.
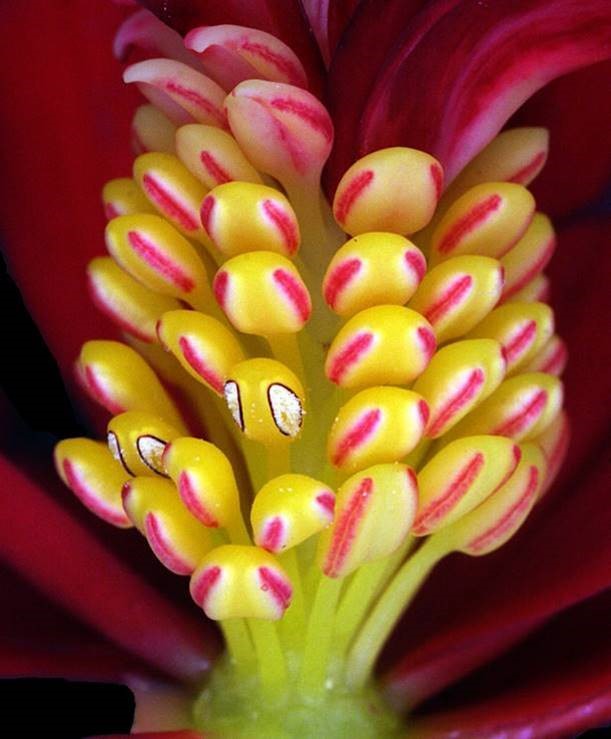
[1,1,610,737]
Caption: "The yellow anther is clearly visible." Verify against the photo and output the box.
[102,177,155,220]
[251,474,335,552]
[327,388,428,473]
[54,439,131,528]
[500,213,555,301]
[444,372,563,443]
[132,104,177,154]
[533,410,569,497]
[77,340,186,429]
[325,305,435,388]
[408,255,504,344]
[413,339,506,438]
[133,152,213,250]
[322,232,426,317]
[105,213,213,310]
[467,302,554,375]
[122,476,214,575]
[190,545,293,620]
[506,273,550,304]
[224,358,305,444]
[201,182,300,258]
[157,310,245,396]
[214,252,311,335]
[442,443,546,556]
[413,435,521,536]
[87,257,181,344]
[523,334,567,377]
[175,124,262,188]
[107,410,183,477]
[318,464,418,578]
[332,148,443,236]
[430,182,535,264]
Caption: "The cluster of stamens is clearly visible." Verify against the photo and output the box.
[55,12,569,730]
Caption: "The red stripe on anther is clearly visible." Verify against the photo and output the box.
[413,453,484,534]
[327,332,374,384]
[503,320,537,365]
[178,335,224,394]
[200,195,215,240]
[418,399,430,426]
[178,470,219,527]
[315,491,336,518]
[334,170,374,224]
[144,513,193,575]
[424,275,473,325]
[324,258,362,309]
[84,366,124,415]
[332,409,382,466]
[427,368,486,437]
[104,202,120,220]
[260,517,285,552]
[324,478,373,577]
[508,150,547,184]
[430,163,444,199]
[241,41,304,86]
[127,230,195,292]
[405,250,426,282]
[213,271,229,309]
[192,565,221,607]
[273,269,311,321]
[263,200,299,254]
[269,97,333,142]
[502,237,556,300]
[492,389,548,438]
[417,326,437,361]
[258,566,292,613]
[141,173,199,231]
[200,151,232,185]
[541,340,568,375]
[437,194,502,254]
[164,81,227,127]
[62,459,128,527]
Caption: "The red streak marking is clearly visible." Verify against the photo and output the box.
[324,478,373,577]
[263,200,299,254]
[427,368,485,437]
[200,151,232,185]
[502,237,556,300]
[508,151,547,184]
[405,250,426,282]
[270,97,333,142]
[334,170,374,225]
[62,460,128,527]
[258,566,292,613]
[541,341,568,375]
[327,332,374,384]
[417,326,437,362]
[332,409,382,466]
[178,335,224,394]
[127,230,195,292]
[437,194,502,254]
[192,565,221,607]
[84,366,124,415]
[430,163,444,199]
[141,173,199,231]
[324,259,362,309]
[503,321,537,366]
[213,271,229,310]
[260,517,285,552]
[88,277,153,343]
[164,80,226,126]
[241,41,303,85]
[178,470,219,527]
[406,467,418,490]
[467,466,539,553]
[493,390,548,438]
[418,399,430,426]
[424,275,473,325]
[200,195,215,243]
[413,453,484,534]
[315,491,336,518]
[104,202,120,220]
[145,513,193,575]
[273,269,311,321]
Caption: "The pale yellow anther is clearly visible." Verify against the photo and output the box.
[105,213,213,310]
[522,334,567,377]
[107,410,183,477]
[87,257,181,343]
[77,341,186,430]
[327,387,428,473]
[157,310,245,396]
[430,182,535,265]
[318,464,418,578]
[413,339,507,438]
[175,124,262,188]
[322,232,426,317]
[408,255,504,344]
[333,148,443,236]
[54,439,132,528]
[122,476,214,575]
[413,435,521,536]
[201,182,300,258]
[102,177,155,220]
[132,104,177,154]
[506,273,550,304]
[466,302,554,375]
[533,410,569,497]
[224,358,305,444]
[190,545,293,620]
[500,213,555,301]
[214,252,311,335]
[251,474,335,552]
